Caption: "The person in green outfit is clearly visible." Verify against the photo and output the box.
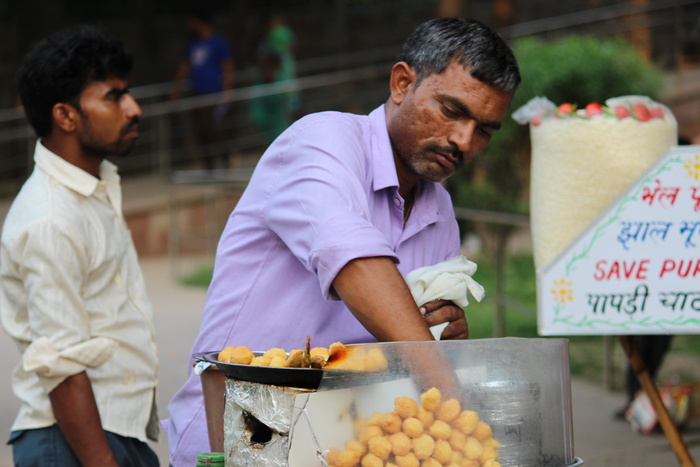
[249,13,300,142]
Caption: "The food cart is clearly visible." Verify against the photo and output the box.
[195,339,584,466]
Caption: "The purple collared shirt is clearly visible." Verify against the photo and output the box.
[163,105,459,466]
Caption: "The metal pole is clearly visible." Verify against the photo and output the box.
[158,114,172,179]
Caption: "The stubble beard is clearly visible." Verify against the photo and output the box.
[80,117,140,158]
[405,145,463,184]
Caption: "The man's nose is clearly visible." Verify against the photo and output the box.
[123,94,142,119]
[448,121,476,155]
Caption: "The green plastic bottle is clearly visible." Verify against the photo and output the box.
[196,452,225,467]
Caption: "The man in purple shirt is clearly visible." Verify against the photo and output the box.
[164,17,520,466]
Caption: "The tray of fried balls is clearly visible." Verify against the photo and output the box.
[193,341,389,390]
[326,387,502,467]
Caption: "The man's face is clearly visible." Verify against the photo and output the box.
[74,77,142,157]
[387,60,513,185]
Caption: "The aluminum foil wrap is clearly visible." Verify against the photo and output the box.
[224,379,314,467]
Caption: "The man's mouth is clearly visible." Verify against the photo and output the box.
[122,123,140,138]
[433,150,459,170]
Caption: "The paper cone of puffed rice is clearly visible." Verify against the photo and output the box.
[513,95,678,269]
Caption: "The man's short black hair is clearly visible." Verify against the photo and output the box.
[397,17,521,93]
[16,25,133,137]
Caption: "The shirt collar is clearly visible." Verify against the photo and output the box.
[368,105,441,225]
[33,140,120,198]
[369,105,399,192]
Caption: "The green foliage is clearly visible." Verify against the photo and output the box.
[447,35,666,214]
[513,36,665,113]
[180,265,214,288]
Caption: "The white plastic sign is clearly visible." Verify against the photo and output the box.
[538,145,700,335]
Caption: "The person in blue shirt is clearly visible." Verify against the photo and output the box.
[171,9,235,170]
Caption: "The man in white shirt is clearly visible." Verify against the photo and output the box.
[1,25,159,466]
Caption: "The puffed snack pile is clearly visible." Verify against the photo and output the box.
[325,387,502,467]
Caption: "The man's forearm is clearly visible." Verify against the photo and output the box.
[49,371,119,467]
[332,256,435,342]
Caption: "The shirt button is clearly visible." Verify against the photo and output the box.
[394,198,401,206]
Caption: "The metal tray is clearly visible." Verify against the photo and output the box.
[193,351,362,390]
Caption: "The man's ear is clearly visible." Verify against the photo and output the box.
[51,102,79,133]
[389,62,416,106]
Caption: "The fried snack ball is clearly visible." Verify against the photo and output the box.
[395,452,420,467]
[380,412,403,434]
[263,347,286,359]
[326,448,341,465]
[453,410,479,435]
[448,429,466,451]
[389,432,412,456]
[482,438,502,450]
[450,449,463,464]
[228,346,254,364]
[479,445,499,464]
[361,453,383,467]
[402,417,424,438]
[250,355,271,366]
[268,355,287,367]
[420,458,441,467]
[336,448,362,467]
[420,387,442,412]
[432,439,453,464]
[482,460,502,467]
[472,421,493,441]
[386,463,398,467]
[217,346,234,363]
[395,396,419,419]
[463,437,483,460]
[359,425,384,444]
[364,348,389,372]
[435,398,461,423]
[428,420,452,440]
[345,439,367,457]
[354,417,368,437]
[415,407,434,428]
[412,433,435,460]
[310,347,330,360]
[481,438,503,449]
[367,435,392,460]
[367,411,384,427]
[459,459,479,467]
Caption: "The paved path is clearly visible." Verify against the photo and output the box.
[1,256,699,466]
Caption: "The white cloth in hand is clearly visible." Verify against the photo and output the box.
[406,256,485,339]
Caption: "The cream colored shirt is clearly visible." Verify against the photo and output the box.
[1,141,159,442]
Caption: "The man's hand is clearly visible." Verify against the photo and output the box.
[420,300,469,340]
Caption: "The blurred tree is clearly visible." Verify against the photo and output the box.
[492,0,515,29]
[626,0,651,60]
[435,0,463,17]
[446,35,665,336]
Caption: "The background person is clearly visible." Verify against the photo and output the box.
[170,8,235,170]
[1,25,159,466]
[163,17,520,466]
[249,12,300,142]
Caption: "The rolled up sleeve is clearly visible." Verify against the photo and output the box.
[311,214,397,299]
[264,117,398,300]
[13,220,114,393]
